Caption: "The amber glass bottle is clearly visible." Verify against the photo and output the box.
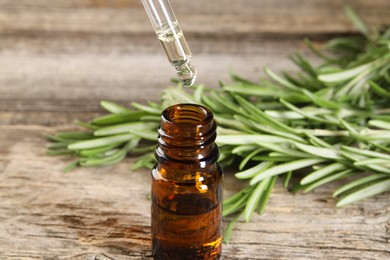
[151,103,223,259]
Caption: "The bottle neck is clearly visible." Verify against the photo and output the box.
[155,104,219,164]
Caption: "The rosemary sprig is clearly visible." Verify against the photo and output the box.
[46,7,390,242]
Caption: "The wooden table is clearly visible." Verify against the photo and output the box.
[1,0,389,259]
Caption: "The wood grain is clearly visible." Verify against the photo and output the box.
[0,0,389,259]
[0,126,389,259]
[1,0,389,34]
[0,33,312,101]
[1,0,389,112]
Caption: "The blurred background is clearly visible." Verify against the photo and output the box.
[0,0,389,125]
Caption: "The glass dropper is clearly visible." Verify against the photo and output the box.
[141,0,197,88]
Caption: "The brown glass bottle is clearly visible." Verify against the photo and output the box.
[151,103,223,260]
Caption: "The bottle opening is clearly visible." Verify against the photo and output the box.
[162,104,213,125]
[157,103,218,162]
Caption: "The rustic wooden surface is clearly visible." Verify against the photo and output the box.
[0,0,390,259]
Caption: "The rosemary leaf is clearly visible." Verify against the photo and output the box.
[301,163,347,185]
[68,134,135,150]
[333,174,389,197]
[336,179,390,207]
[257,176,277,214]
[250,158,325,185]
[101,100,133,114]
[235,161,273,180]
[94,122,158,136]
[303,169,354,193]
[244,177,271,222]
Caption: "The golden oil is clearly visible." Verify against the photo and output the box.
[151,104,223,259]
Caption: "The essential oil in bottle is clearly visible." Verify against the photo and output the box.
[151,104,223,259]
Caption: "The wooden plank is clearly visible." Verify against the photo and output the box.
[0,111,101,126]
[0,0,389,34]
[0,36,312,109]
[0,125,389,259]
[1,0,389,114]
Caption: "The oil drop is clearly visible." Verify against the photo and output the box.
[142,0,197,88]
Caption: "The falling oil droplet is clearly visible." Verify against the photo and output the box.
[177,62,197,88]
[156,22,197,88]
